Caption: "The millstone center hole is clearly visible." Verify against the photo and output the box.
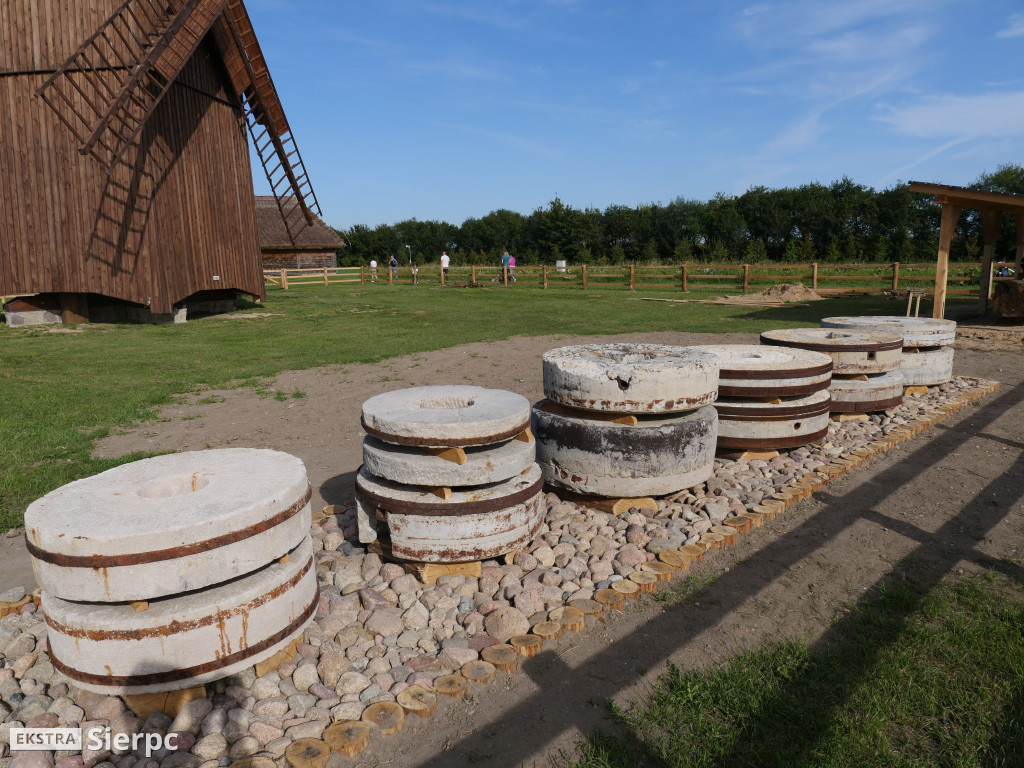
[867,351,876,359]
[418,396,476,409]
[793,422,802,430]
[139,472,210,498]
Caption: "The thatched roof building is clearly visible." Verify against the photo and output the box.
[256,196,345,270]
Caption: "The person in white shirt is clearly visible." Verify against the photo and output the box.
[369,259,378,282]
[440,251,450,280]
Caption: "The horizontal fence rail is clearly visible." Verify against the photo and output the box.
[263,262,993,297]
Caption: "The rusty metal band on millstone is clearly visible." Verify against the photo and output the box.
[360,418,531,448]
[718,361,834,379]
[717,427,830,450]
[45,584,319,687]
[355,466,544,516]
[759,334,903,354]
[25,484,312,568]
[715,400,832,420]
[829,395,904,413]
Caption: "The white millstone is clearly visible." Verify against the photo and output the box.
[760,328,903,375]
[542,344,718,414]
[821,316,956,348]
[44,536,318,695]
[532,404,718,497]
[695,344,833,397]
[829,371,905,412]
[355,465,544,562]
[361,435,535,487]
[900,346,954,386]
[26,449,311,602]
[360,386,531,446]
[716,390,831,450]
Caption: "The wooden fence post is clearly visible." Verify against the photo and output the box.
[582,264,588,290]
[629,265,635,291]
[681,265,688,293]
[471,265,476,284]
[323,267,329,287]
[502,264,508,287]
[388,266,393,286]
[892,262,900,291]
[440,266,445,287]
[280,269,288,290]
[360,266,365,284]
[811,262,818,289]
[542,265,548,289]
[742,264,750,294]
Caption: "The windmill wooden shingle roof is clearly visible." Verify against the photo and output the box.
[1,0,324,321]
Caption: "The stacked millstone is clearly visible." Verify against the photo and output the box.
[356,385,544,563]
[695,345,833,452]
[821,316,957,388]
[24,448,317,695]
[532,344,720,497]
[760,328,905,414]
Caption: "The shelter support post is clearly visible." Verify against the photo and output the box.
[1015,214,1024,275]
[978,210,1001,315]
[933,205,960,319]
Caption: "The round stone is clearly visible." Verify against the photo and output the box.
[900,346,954,386]
[715,390,831,450]
[360,386,531,447]
[532,403,717,497]
[820,316,956,348]
[355,466,545,563]
[760,328,903,375]
[541,344,719,414]
[361,434,534,487]
[44,536,318,695]
[25,449,311,602]
[829,371,905,413]
[695,344,833,397]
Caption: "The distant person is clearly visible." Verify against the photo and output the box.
[370,258,378,282]
[440,251,450,280]
[411,263,419,284]
[998,265,1011,277]
[389,255,398,280]
[508,253,516,282]
[501,249,511,282]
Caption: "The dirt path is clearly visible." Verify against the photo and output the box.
[3,332,1022,767]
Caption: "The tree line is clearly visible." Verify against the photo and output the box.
[333,164,1024,267]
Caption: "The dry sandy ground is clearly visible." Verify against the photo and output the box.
[3,330,1023,768]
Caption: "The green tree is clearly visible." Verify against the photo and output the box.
[641,240,658,263]
[673,239,692,262]
[744,239,768,263]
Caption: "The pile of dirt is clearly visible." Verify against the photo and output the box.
[717,283,823,305]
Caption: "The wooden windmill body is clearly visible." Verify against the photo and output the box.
[0,0,321,322]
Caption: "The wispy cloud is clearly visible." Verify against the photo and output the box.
[996,13,1024,38]
[876,92,1024,138]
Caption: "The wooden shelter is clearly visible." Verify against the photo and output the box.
[256,196,344,271]
[1,0,322,323]
[909,182,1024,319]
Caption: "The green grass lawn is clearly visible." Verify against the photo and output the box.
[563,571,1024,768]
[0,282,938,529]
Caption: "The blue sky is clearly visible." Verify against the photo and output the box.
[246,0,1024,230]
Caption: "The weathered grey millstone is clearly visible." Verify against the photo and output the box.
[541,344,718,414]
[821,316,956,348]
[45,535,318,695]
[900,346,954,386]
[360,386,531,447]
[696,344,833,397]
[532,404,718,497]
[26,449,311,602]
[716,390,831,450]
[355,465,545,562]
[829,370,905,412]
[760,328,903,375]
[361,434,535,487]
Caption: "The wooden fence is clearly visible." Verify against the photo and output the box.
[264,262,996,297]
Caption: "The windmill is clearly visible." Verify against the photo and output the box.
[1,0,325,323]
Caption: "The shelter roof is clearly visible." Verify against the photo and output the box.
[255,196,344,251]
[909,181,1024,215]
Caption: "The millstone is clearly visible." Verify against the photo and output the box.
[820,316,956,348]
[829,371,905,412]
[361,434,535,487]
[26,448,311,602]
[900,346,954,386]
[760,328,903,375]
[532,403,717,497]
[695,344,833,397]
[44,536,318,695]
[354,465,545,562]
[541,343,719,414]
[360,385,531,447]
[716,390,831,450]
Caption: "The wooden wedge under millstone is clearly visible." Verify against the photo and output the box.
[397,685,438,717]
[641,561,675,581]
[323,723,372,757]
[570,598,605,621]
[509,634,544,657]
[285,737,332,768]
[680,544,705,563]
[433,674,468,698]
[122,684,208,722]
[595,588,626,611]
[532,620,563,642]
[549,606,585,633]
[481,644,520,673]
[462,660,497,684]
[629,571,658,593]
[360,701,405,734]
